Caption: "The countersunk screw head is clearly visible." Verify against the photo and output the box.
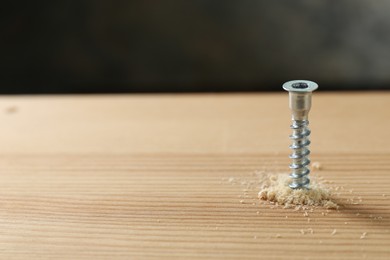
[283,80,318,121]
[283,80,318,93]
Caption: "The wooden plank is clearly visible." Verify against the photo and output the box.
[0,92,389,259]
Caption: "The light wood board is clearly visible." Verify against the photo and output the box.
[0,92,389,259]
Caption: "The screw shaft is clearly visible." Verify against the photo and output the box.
[289,120,311,189]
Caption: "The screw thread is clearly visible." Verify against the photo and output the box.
[289,120,311,189]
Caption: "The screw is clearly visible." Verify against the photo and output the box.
[283,80,318,189]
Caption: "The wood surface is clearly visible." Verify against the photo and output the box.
[0,92,389,259]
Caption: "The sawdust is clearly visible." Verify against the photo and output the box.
[258,174,338,209]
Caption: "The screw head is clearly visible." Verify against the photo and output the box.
[283,80,318,93]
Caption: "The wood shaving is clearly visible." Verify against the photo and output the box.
[360,232,367,239]
[331,229,337,236]
[258,174,338,209]
[228,177,235,183]
[300,228,314,235]
[311,162,322,170]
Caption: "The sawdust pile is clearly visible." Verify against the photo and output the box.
[258,174,338,209]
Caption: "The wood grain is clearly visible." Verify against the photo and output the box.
[0,93,389,259]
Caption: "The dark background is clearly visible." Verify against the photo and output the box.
[1,0,390,94]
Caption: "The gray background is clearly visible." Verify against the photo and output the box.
[1,0,390,93]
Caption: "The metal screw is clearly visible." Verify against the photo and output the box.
[283,80,318,189]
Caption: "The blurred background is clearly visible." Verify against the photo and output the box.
[1,0,390,94]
